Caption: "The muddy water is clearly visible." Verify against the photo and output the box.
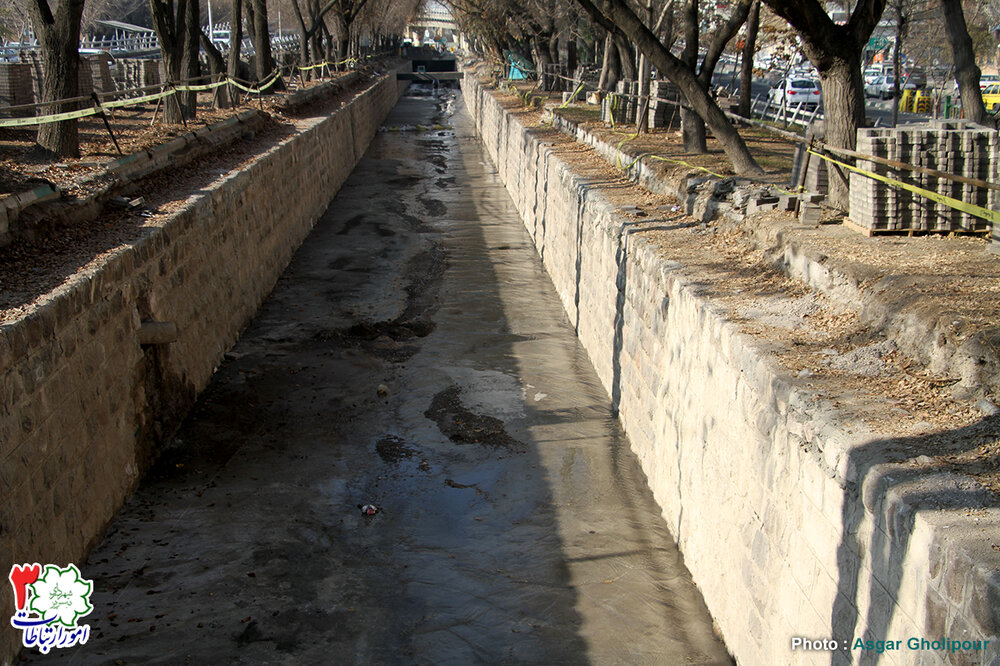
[39,88,732,664]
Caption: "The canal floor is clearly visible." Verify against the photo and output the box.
[40,88,733,664]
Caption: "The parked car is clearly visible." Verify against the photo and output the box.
[768,78,822,110]
[863,67,884,87]
[903,66,926,88]
[865,75,917,99]
[982,83,1000,112]
[953,75,1000,95]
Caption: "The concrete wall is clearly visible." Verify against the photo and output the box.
[463,74,1000,665]
[0,74,408,660]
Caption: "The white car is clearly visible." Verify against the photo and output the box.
[865,75,917,99]
[768,78,822,110]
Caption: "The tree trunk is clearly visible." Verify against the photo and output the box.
[250,0,274,81]
[28,0,86,157]
[322,22,334,61]
[637,54,651,132]
[636,0,652,132]
[688,0,753,147]
[200,30,231,107]
[614,34,636,80]
[940,0,991,126]
[150,0,190,124]
[567,34,578,73]
[680,0,705,152]
[291,0,312,76]
[891,5,902,127]
[228,0,244,102]
[532,33,554,88]
[762,0,887,208]
[739,0,759,117]
[181,0,200,117]
[818,54,866,206]
[598,33,619,93]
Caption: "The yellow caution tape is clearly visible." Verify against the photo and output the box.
[557,82,586,109]
[809,149,1000,224]
[228,71,282,93]
[0,105,102,127]
[101,90,176,110]
[642,154,728,180]
[0,69,286,127]
[174,80,229,92]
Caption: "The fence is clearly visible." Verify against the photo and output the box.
[749,92,824,129]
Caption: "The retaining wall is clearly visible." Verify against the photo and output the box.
[0,73,408,661]
[463,73,1000,665]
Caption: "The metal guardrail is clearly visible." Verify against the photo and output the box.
[1,32,301,61]
[750,92,823,130]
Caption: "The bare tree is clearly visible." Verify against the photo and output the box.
[738,0,760,117]
[761,0,887,208]
[27,0,86,157]
[940,0,992,125]
[150,0,193,122]
[245,0,277,80]
[228,0,244,94]
[574,0,764,175]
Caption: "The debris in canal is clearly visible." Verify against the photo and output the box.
[375,435,419,463]
[424,386,526,451]
[358,504,380,515]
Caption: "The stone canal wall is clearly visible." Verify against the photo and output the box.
[0,73,408,659]
[463,74,1000,665]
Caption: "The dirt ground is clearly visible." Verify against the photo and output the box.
[0,68,383,322]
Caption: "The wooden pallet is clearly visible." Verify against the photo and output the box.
[842,217,991,238]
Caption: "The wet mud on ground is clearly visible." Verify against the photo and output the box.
[34,87,733,664]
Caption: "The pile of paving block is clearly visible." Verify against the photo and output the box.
[789,141,829,196]
[0,63,33,116]
[600,79,682,129]
[647,80,680,129]
[601,80,638,125]
[848,121,999,235]
[113,58,162,92]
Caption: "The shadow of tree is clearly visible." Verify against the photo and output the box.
[831,414,1000,665]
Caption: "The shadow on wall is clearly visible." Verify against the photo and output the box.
[609,215,699,417]
[830,414,1000,665]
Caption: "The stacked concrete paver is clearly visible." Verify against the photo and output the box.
[648,79,679,129]
[0,63,34,116]
[600,79,637,125]
[850,122,998,234]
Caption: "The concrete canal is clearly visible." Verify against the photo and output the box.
[36,87,733,663]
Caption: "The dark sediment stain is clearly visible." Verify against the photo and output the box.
[424,386,526,451]
[375,435,420,463]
